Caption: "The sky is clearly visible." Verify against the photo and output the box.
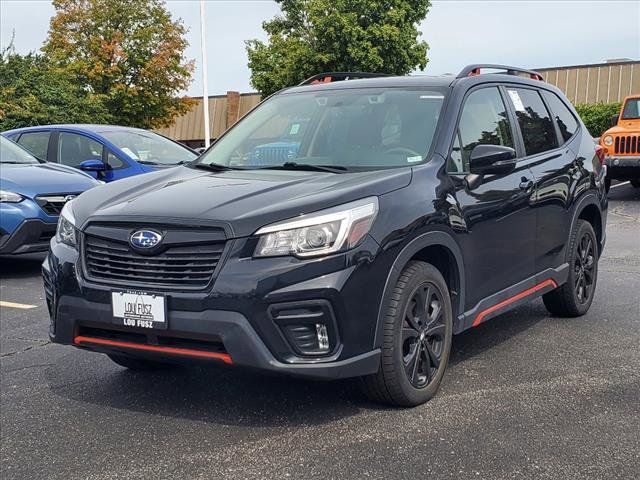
[1,0,639,97]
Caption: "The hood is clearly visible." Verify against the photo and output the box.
[72,165,412,237]
[0,162,99,199]
[603,121,640,136]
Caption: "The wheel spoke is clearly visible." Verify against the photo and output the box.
[429,299,441,323]
[424,340,440,369]
[402,327,419,344]
[425,323,445,339]
[404,300,421,331]
[410,342,422,385]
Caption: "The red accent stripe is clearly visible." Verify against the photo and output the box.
[73,335,233,364]
[472,279,558,327]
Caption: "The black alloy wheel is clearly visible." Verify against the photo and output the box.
[402,283,446,388]
[574,231,596,304]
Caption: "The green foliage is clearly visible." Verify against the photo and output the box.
[0,48,112,131]
[575,102,622,137]
[42,0,194,129]
[246,0,431,96]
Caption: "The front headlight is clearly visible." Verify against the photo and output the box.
[0,190,23,203]
[603,135,614,146]
[55,200,77,247]
[254,197,379,258]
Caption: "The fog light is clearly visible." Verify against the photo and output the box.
[316,323,330,351]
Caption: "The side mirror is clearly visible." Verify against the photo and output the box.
[469,144,517,176]
[79,159,106,171]
[611,114,619,127]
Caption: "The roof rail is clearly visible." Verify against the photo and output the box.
[299,72,390,86]
[457,64,544,81]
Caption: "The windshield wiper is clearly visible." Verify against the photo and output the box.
[260,162,348,174]
[137,160,160,165]
[192,163,244,172]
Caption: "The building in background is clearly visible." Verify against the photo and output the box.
[537,59,638,105]
[157,59,639,147]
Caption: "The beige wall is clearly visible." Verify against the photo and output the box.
[539,61,639,105]
[155,91,261,144]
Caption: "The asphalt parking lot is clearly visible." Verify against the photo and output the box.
[1,182,639,480]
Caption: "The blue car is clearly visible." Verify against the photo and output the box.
[0,136,100,255]
[2,125,198,182]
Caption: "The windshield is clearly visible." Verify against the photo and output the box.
[101,130,197,165]
[621,98,640,120]
[0,136,40,164]
[196,87,446,171]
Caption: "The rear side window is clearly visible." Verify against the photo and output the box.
[448,87,514,174]
[542,91,579,142]
[58,132,103,167]
[17,131,50,160]
[506,88,558,156]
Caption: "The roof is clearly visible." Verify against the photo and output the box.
[283,74,456,94]
[3,124,150,135]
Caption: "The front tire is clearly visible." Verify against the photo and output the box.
[361,261,453,407]
[543,219,598,317]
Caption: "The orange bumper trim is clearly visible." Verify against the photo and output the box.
[73,335,233,364]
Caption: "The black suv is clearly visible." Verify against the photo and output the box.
[44,65,607,407]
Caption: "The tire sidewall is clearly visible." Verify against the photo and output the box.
[389,262,453,405]
[567,221,598,315]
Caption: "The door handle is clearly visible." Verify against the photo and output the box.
[519,177,534,192]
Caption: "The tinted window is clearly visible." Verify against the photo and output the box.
[106,150,126,169]
[17,131,50,160]
[542,91,579,142]
[58,132,103,167]
[507,88,558,155]
[0,136,39,164]
[198,88,446,170]
[448,87,514,173]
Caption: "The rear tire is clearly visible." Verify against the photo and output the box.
[107,353,175,371]
[630,179,640,188]
[361,261,453,407]
[543,219,598,317]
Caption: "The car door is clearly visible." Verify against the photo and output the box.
[54,131,105,180]
[447,86,537,309]
[503,87,577,274]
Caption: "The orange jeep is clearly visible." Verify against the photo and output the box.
[600,95,640,189]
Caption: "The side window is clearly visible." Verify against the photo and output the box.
[17,131,50,160]
[542,91,579,143]
[448,87,514,174]
[58,132,103,167]
[106,150,126,169]
[506,88,558,155]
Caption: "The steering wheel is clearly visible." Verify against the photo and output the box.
[383,147,422,158]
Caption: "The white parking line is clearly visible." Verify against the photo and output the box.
[0,301,38,310]
[611,181,630,189]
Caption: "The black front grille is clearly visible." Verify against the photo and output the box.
[83,234,226,288]
[35,194,79,216]
[614,135,640,155]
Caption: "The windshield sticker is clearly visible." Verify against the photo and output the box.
[289,124,300,135]
[419,95,444,99]
[407,156,423,163]
[507,90,526,112]
[121,147,139,159]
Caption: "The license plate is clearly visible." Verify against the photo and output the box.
[112,291,166,329]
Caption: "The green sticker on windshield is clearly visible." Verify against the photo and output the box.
[289,124,300,135]
[407,156,422,163]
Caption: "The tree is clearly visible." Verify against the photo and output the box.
[42,0,194,129]
[575,102,622,137]
[0,45,112,131]
[246,0,431,96]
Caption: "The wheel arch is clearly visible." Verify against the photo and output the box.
[373,231,465,348]
[572,193,605,255]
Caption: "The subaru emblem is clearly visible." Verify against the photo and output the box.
[64,195,76,203]
[130,230,162,249]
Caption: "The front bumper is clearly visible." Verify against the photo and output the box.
[0,219,57,255]
[605,155,640,180]
[43,235,388,380]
